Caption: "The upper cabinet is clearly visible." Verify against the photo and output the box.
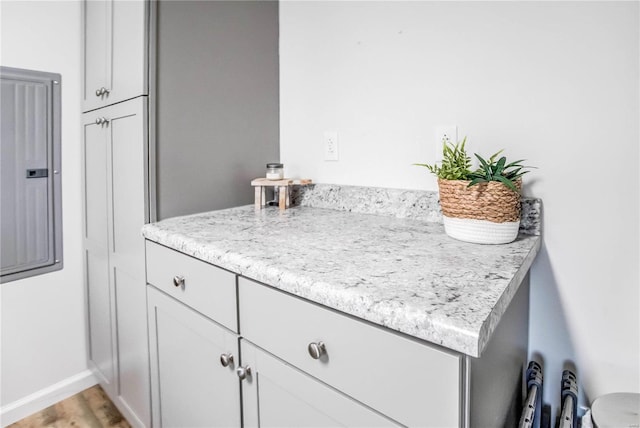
[83,0,148,112]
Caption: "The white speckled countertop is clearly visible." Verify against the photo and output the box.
[142,185,541,357]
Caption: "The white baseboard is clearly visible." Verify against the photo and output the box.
[1,369,98,427]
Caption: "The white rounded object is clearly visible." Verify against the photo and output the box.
[592,393,640,428]
[442,216,520,244]
[266,172,283,180]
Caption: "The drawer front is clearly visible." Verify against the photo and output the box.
[146,241,237,332]
[238,277,461,427]
[241,339,401,428]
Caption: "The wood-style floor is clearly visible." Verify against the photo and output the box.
[8,385,131,428]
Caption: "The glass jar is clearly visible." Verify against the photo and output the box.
[266,163,284,180]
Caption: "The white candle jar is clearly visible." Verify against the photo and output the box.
[266,163,284,180]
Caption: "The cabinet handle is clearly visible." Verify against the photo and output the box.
[101,117,110,126]
[95,117,103,125]
[307,341,326,360]
[219,353,234,367]
[95,87,110,97]
[236,365,252,380]
[172,275,185,288]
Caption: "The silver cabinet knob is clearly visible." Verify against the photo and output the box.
[220,353,234,367]
[101,117,109,126]
[236,365,251,380]
[95,87,110,97]
[95,117,103,125]
[172,275,185,288]
[308,341,326,360]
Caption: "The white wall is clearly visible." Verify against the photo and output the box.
[280,0,639,411]
[1,1,92,424]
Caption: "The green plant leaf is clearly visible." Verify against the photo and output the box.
[504,159,526,169]
[496,175,519,192]
[414,136,473,180]
[467,150,535,190]
[475,153,489,169]
[494,157,507,176]
[468,177,488,187]
[488,150,503,164]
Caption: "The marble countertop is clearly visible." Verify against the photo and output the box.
[142,195,541,357]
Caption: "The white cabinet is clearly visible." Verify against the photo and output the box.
[83,0,150,423]
[83,98,150,427]
[144,242,465,427]
[147,286,240,428]
[145,241,240,427]
[83,0,147,112]
[240,340,401,428]
[238,277,461,428]
[145,241,237,332]
[83,110,113,393]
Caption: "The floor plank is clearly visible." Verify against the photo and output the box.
[81,385,129,428]
[7,385,131,428]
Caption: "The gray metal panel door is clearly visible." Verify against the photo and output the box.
[1,67,62,282]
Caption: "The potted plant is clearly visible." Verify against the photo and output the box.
[416,137,532,244]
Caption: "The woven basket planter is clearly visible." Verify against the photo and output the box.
[438,178,521,244]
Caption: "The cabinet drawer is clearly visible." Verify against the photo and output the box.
[146,241,237,332]
[241,339,401,428]
[239,277,461,428]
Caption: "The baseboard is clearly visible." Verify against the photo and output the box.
[0,369,98,427]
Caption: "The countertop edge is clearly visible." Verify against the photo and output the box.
[476,236,542,356]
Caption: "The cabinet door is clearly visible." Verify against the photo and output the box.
[83,98,150,426]
[107,98,150,427]
[147,285,241,428]
[82,111,115,397]
[83,0,147,112]
[83,0,108,111]
[240,340,401,428]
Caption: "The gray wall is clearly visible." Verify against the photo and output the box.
[155,0,279,220]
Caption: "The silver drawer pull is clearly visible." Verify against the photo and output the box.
[95,117,103,125]
[95,87,110,97]
[236,365,251,380]
[308,341,326,360]
[172,275,185,288]
[220,353,234,367]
